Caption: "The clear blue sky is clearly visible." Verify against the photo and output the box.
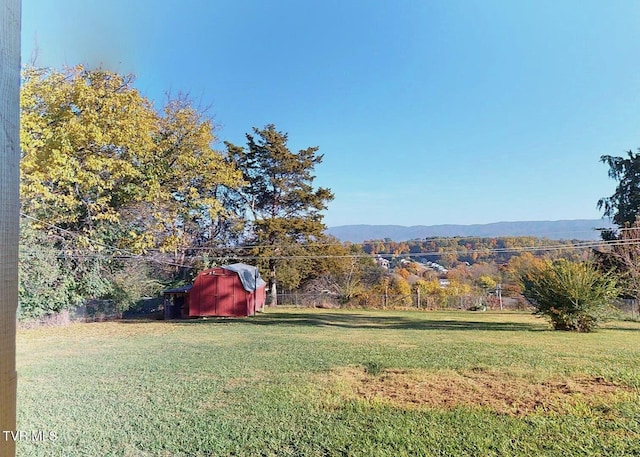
[21,0,640,228]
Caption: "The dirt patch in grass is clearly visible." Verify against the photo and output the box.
[322,366,636,416]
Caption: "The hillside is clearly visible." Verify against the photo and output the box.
[326,219,614,243]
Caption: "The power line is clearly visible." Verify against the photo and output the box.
[20,211,640,263]
[36,240,640,262]
[20,213,195,269]
[171,239,640,258]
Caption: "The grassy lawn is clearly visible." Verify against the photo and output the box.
[16,309,640,456]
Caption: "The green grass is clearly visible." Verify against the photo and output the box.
[16,309,640,456]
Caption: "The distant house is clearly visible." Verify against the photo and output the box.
[425,261,448,274]
[375,255,390,269]
[163,263,266,318]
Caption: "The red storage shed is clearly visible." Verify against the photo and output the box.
[185,263,266,317]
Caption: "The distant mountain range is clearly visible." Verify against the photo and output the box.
[326,219,615,243]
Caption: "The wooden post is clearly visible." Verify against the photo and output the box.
[384,284,388,309]
[1,0,21,455]
[253,267,257,315]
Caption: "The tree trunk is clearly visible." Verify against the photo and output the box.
[0,1,21,454]
[269,261,277,307]
[269,279,277,307]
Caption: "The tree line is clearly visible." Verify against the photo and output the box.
[18,64,640,331]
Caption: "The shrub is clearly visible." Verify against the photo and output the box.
[389,275,413,307]
[18,221,80,319]
[521,259,619,332]
[109,263,164,312]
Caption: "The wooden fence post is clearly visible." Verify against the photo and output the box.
[1,0,21,455]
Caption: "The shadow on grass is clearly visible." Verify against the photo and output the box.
[602,324,640,331]
[161,311,546,332]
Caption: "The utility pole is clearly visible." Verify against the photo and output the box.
[1,1,21,455]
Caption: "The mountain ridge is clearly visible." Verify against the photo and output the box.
[326,219,614,242]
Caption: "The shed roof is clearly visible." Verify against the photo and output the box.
[221,263,266,292]
[163,285,193,295]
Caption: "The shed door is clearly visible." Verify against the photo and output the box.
[196,273,239,316]
[217,274,239,316]
[197,273,219,316]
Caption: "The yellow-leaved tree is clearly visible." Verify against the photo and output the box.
[122,95,243,260]
[21,66,156,237]
[21,65,242,256]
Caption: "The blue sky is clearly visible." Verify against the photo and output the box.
[21,0,640,228]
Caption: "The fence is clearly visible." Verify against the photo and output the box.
[275,292,528,311]
[17,297,164,328]
[275,293,640,318]
[614,299,639,320]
